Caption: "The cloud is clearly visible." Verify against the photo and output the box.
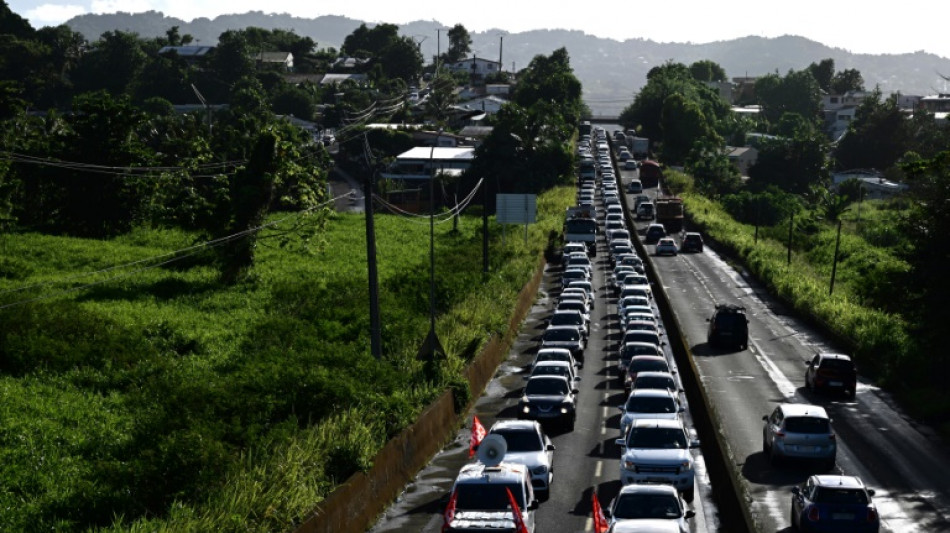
[24,4,87,27]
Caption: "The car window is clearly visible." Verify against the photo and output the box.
[635,376,675,391]
[525,379,569,396]
[625,396,676,413]
[626,426,687,449]
[784,416,830,434]
[630,359,669,373]
[456,482,525,510]
[544,329,580,342]
[813,488,869,504]
[492,429,543,452]
[613,493,682,519]
[820,359,854,371]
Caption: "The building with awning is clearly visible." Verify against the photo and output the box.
[380,147,475,180]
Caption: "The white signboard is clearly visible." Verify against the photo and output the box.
[496,194,537,224]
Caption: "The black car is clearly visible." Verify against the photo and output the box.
[680,232,704,253]
[644,224,666,244]
[707,304,749,350]
[520,375,578,430]
[805,353,858,399]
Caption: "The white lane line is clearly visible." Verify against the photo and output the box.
[584,517,593,531]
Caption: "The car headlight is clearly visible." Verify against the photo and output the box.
[560,407,569,414]
[623,458,637,470]
[532,465,548,475]
[522,405,531,414]
[680,461,692,470]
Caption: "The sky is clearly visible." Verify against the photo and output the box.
[10,0,950,60]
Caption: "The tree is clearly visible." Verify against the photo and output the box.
[807,58,835,93]
[379,35,423,82]
[831,68,864,94]
[689,60,726,82]
[834,90,910,171]
[754,69,821,125]
[445,24,472,64]
[660,93,719,165]
[686,140,742,197]
[210,30,254,87]
[513,48,584,128]
[72,30,147,96]
[748,118,828,194]
[424,73,459,126]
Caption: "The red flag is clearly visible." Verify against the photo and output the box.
[592,491,609,533]
[506,487,530,533]
[441,489,458,533]
[469,415,487,458]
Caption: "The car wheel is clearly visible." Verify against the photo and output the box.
[769,445,782,466]
[762,435,770,454]
[791,507,799,530]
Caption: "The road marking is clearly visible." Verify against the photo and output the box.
[595,460,603,477]
[584,517,593,531]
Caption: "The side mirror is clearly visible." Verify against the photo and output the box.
[805,361,813,367]
[689,439,701,448]
[575,376,582,381]
[547,444,556,451]
[685,510,696,519]
[572,388,580,394]
[615,438,626,447]
[528,499,539,511]
[762,415,769,422]
[867,489,876,496]
[602,508,612,519]
[791,487,801,496]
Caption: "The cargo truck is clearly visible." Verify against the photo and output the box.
[655,197,684,233]
[564,206,597,255]
[626,136,650,160]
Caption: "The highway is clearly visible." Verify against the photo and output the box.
[621,168,950,532]
[372,147,715,533]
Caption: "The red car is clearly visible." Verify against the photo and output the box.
[805,353,858,400]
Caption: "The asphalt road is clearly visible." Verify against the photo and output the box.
[624,178,950,532]
[372,163,715,533]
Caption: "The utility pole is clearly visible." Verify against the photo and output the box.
[787,212,794,266]
[498,34,504,74]
[482,176,489,273]
[829,219,843,295]
[364,166,382,359]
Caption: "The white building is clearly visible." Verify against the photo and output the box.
[446,57,502,83]
[832,170,908,200]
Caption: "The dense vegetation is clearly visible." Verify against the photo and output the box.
[0,0,589,527]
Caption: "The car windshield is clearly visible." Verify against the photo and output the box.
[813,487,869,505]
[544,329,580,342]
[532,365,571,379]
[625,332,661,346]
[536,352,570,364]
[630,359,669,373]
[784,417,830,434]
[626,427,688,449]
[613,493,682,519]
[565,219,597,235]
[625,396,676,413]
[622,345,660,359]
[551,314,582,327]
[634,376,675,391]
[558,301,585,313]
[625,322,656,332]
[455,483,525,511]
[492,429,543,453]
[525,379,569,396]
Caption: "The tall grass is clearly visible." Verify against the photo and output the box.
[0,186,575,531]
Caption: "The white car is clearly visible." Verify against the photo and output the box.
[618,388,683,437]
[616,418,700,501]
[485,420,556,498]
[655,238,678,256]
[531,348,578,370]
[605,483,694,533]
[449,461,538,532]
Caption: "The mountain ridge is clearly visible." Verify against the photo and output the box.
[65,12,950,115]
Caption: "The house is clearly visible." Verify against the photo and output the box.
[725,146,758,176]
[158,45,214,66]
[253,51,293,71]
[446,57,502,84]
[319,73,369,87]
[332,56,371,70]
[485,84,511,97]
[832,170,908,199]
[455,95,507,115]
[380,146,475,180]
[731,76,759,104]
[919,94,950,113]
[822,91,870,140]
[705,81,734,103]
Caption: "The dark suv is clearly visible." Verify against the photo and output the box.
[805,353,858,399]
[680,232,704,253]
[644,223,666,244]
[707,304,749,350]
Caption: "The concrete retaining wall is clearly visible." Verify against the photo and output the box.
[295,255,547,533]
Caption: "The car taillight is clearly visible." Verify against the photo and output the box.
[775,431,785,439]
[867,507,878,522]
[807,505,820,522]
[829,433,836,441]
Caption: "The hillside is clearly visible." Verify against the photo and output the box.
[66,12,950,115]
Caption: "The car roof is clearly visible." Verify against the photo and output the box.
[631,418,684,429]
[778,403,829,418]
[623,341,661,349]
[812,475,866,489]
[628,388,676,399]
[617,483,680,496]
[817,352,853,362]
[630,355,666,362]
[609,520,682,533]
[635,371,675,381]
[489,419,541,432]
[534,360,572,369]
[456,462,530,485]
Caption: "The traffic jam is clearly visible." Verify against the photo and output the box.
[438,125,704,533]
[372,125,892,533]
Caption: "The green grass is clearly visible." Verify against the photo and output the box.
[0,185,575,532]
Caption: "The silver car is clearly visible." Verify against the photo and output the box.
[762,403,837,469]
